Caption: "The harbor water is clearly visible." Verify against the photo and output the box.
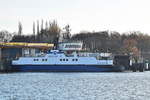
[0,72,150,100]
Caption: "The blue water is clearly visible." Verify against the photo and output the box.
[0,72,150,100]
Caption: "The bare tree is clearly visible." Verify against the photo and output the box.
[0,30,13,42]
[63,25,71,40]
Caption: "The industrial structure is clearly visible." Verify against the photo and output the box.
[0,42,54,71]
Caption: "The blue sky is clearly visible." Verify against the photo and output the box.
[0,0,150,34]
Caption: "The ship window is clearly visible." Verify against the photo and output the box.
[72,59,78,61]
[66,59,68,61]
[34,59,39,61]
[63,59,65,61]
[42,59,47,61]
[60,59,62,61]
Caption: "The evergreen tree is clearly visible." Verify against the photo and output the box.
[18,21,22,35]
[37,20,40,35]
[45,21,48,31]
[33,21,35,35]
[41,19,44,31]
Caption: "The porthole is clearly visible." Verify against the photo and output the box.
[34,59,39,61]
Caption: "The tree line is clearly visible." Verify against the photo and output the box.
[1,20,150,60]
[11,20,60,43]
[71,31,150,60]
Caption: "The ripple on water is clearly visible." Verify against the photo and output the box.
[0,72,150,100]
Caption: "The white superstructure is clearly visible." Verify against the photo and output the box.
[12,50,113,66]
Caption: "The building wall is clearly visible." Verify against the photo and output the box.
[0,48,41,71]
[2,48,22,60]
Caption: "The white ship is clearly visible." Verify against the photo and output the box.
[12,42,125,72]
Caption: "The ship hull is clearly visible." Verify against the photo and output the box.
[12,65,125,72]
